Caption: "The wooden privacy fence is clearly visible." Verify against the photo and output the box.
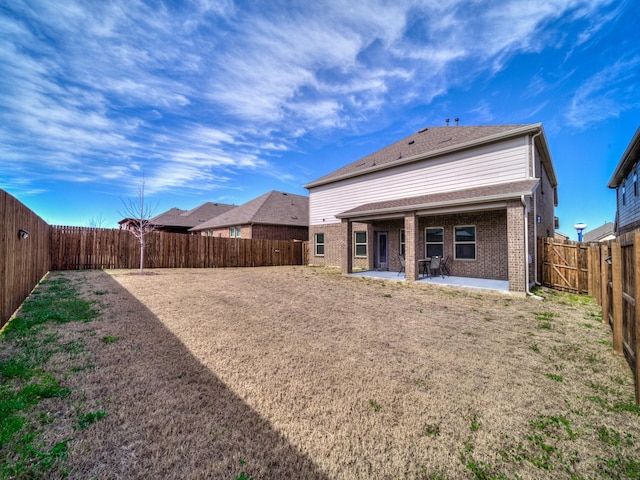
[541,236,640,405]
[1,190,51,329]
[50,226,304,270]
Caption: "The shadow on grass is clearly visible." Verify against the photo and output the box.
[57,271,329,479]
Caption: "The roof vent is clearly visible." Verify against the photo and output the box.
[408,140,415,145]
[455,117,459,126]
[445,118,449,126]
[418,127,428,133]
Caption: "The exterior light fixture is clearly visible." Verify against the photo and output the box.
[573,222,587,242]
[605,256,612,265]
[536,215,542,224]
[18,229,30,239]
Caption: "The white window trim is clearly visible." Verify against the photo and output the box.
[354,231,367,258]
[454,225,476,261]
[229,227,235,238]
[314,233,325,257]
[425,227,444,258]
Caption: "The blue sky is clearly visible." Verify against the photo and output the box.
[2,0,639,239]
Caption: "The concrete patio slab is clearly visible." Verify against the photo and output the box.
[349,270,511,294]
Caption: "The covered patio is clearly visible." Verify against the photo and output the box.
[349,270,510,293]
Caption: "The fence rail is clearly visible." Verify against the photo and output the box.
[49,226,303,270]
[540,236,639,405]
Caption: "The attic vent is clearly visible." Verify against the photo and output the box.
[438,137,452,144]
[291,216,298,219]
[356,161,366,166]
[418,127,428,133]
[408,140,415,145]
[282,192,288,195]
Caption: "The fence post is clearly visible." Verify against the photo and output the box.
[611,241,623,356]
[600,244,609,324]
[634,233,640,404]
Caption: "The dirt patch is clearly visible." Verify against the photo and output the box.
[42,267,638,479]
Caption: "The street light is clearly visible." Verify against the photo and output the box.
[574,222,587,242]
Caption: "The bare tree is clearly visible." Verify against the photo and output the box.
[88,213,107,228]
[120,177,158,273]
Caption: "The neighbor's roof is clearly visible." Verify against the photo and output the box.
[190,191,309,231]
[336,179,540,220]
[608,126,640,188]
[582,222,615,242]
[305,123,556,189]
[151,202,235,228]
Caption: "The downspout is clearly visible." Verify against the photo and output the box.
[521,194,541,299]
[530,130,543,289]
[521,195,530,295]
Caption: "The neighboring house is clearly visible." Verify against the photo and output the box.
[149,202,235,234]
[118,217,140,231]
[554,231,570,241]
[608,127,640,235]
[190,191,309,241]
[582,222,615,243]
[304,123,558,294]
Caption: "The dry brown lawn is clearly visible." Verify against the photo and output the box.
[35,267,639,479]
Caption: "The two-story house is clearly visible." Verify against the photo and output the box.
[608,127,640,235]
[304,123,558,294]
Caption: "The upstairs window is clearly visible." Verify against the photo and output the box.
[454,225,476,260]
[622,181,627,206]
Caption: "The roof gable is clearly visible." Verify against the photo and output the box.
[305,124,550,188]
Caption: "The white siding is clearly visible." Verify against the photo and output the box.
[310,136,530,225]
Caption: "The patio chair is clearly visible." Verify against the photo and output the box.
[429,255,444,278]
[398,256,405,276]
[441,255,451,276]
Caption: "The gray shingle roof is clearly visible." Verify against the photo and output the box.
[151,202,235,228]
[582,222,615,242]
[336,180,540,219]
[190,191,309,231]
[305,123,553,188]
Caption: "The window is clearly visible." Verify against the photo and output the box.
[236,227,242,238]
[425,227,444,258]
[622,181,626,206]
[354,231,367,257]
[315,233,325,256]
[229,227,235,238]
[400,229,405,257]
[634,167,638,196]
[454,225,476,260]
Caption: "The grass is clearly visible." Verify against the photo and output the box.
[2,268,639,479]
[0,273,102,478]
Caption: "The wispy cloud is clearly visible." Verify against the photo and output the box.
[0,0,619,197]
[567,55,640,128]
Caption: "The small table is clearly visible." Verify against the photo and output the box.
[418,258,431,278]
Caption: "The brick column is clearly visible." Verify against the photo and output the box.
[506,200,526,292]
[404,212,419,281]
[341,219,353,275]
